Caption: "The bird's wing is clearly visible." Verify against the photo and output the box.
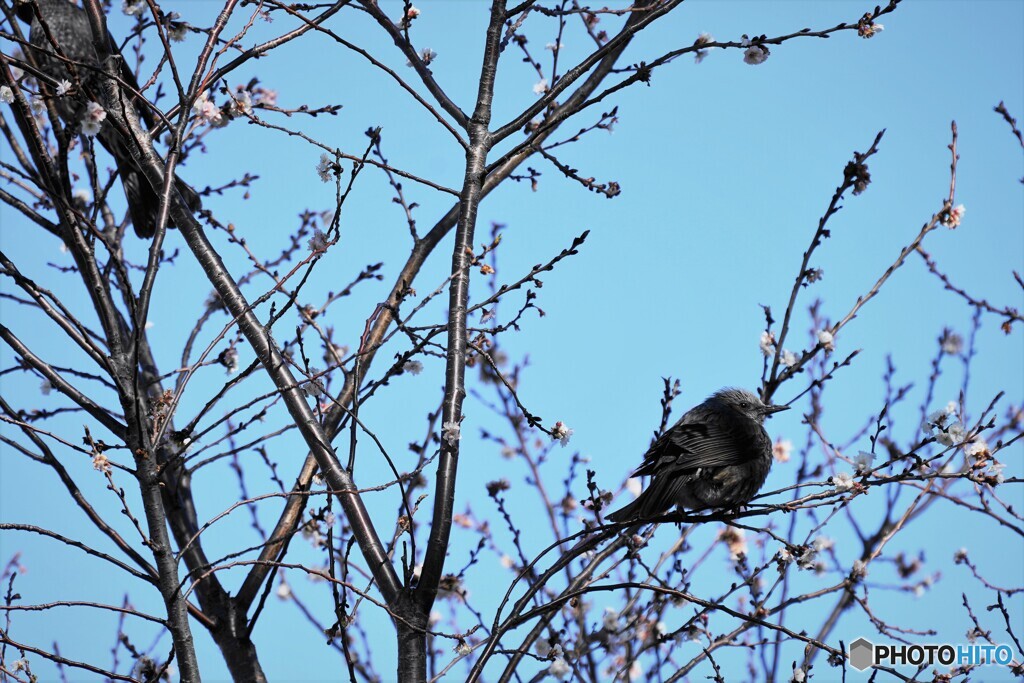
[632,413,757,476]
[112,33,157,129]
[28,2,157,129]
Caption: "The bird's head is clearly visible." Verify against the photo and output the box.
[714,388,789,424]
[13,0,35,24]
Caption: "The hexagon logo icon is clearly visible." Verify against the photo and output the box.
[849,637,874,671]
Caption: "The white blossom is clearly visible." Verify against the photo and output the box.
[851,559,868,579]
[0,86,13,103]
[592,489,613,511]
[301,520,321,544]
[168,21,188,42]
[532,78,548,95]
[454,640,472,656]
[626,477,642,497]
[403,360,423,375]
[442,420,461,446]
[759,330,776,356]
[276,582,291,599]
[551,421,573,447]
[92,452,112,474]
[302,369,326,398]
[30,96,46,115]
[773,438,792,463]
[602,607,619,631]
[192,92,223,126]
[797,547,817,570]
[790,668,806,683]
[407,47,437,66]
[777,547,794,564]
[229,86,253,116]
[308,228,329,252]
[743,44,769,65]
[55,79,72,96]
[935,421,965,447]
[122,0,144,16]
[942,204,966,229]
[397,5,419,28]
[72,187,91,205]
[255,87,277,106]
[549,656,571,680]
[853,450,875,473]
[812,535,833,552]
[922,402,957,435]
[941,331,964,355]
[817,329,835,351]
[833,471,855,491]
[694,33,714,64]
[222,347,239,374]
[859,20,885,38]
[780,349,797,368]
[719,526,747,559]
[79,101,106,137]
[316,153,334,183]
[40,379,52,395]
[966,438,989,460]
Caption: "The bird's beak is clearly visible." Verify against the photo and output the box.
[764,404,790,417]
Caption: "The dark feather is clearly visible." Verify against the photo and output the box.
[18,0,200,237]
[606,388,782,521]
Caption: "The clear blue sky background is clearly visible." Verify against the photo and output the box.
[1,1,1022,681]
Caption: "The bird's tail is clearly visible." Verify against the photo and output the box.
[606,476,686,523]
[107,135,202,238]
[605,495,644,523]
[606,482,662,523]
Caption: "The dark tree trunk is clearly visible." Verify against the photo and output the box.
[396,609,429,683]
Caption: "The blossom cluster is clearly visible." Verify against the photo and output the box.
[758,329,806,367]
[192,84,277,127]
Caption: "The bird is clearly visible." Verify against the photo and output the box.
[15,0,201,237]
[606,388,789,522]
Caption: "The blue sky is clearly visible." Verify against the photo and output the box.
[1,0,1022,680]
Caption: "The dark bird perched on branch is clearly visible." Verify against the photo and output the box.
[15,0,201,237]
[606,388,789,522]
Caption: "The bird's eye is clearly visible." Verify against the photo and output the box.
[740,401,750,409]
